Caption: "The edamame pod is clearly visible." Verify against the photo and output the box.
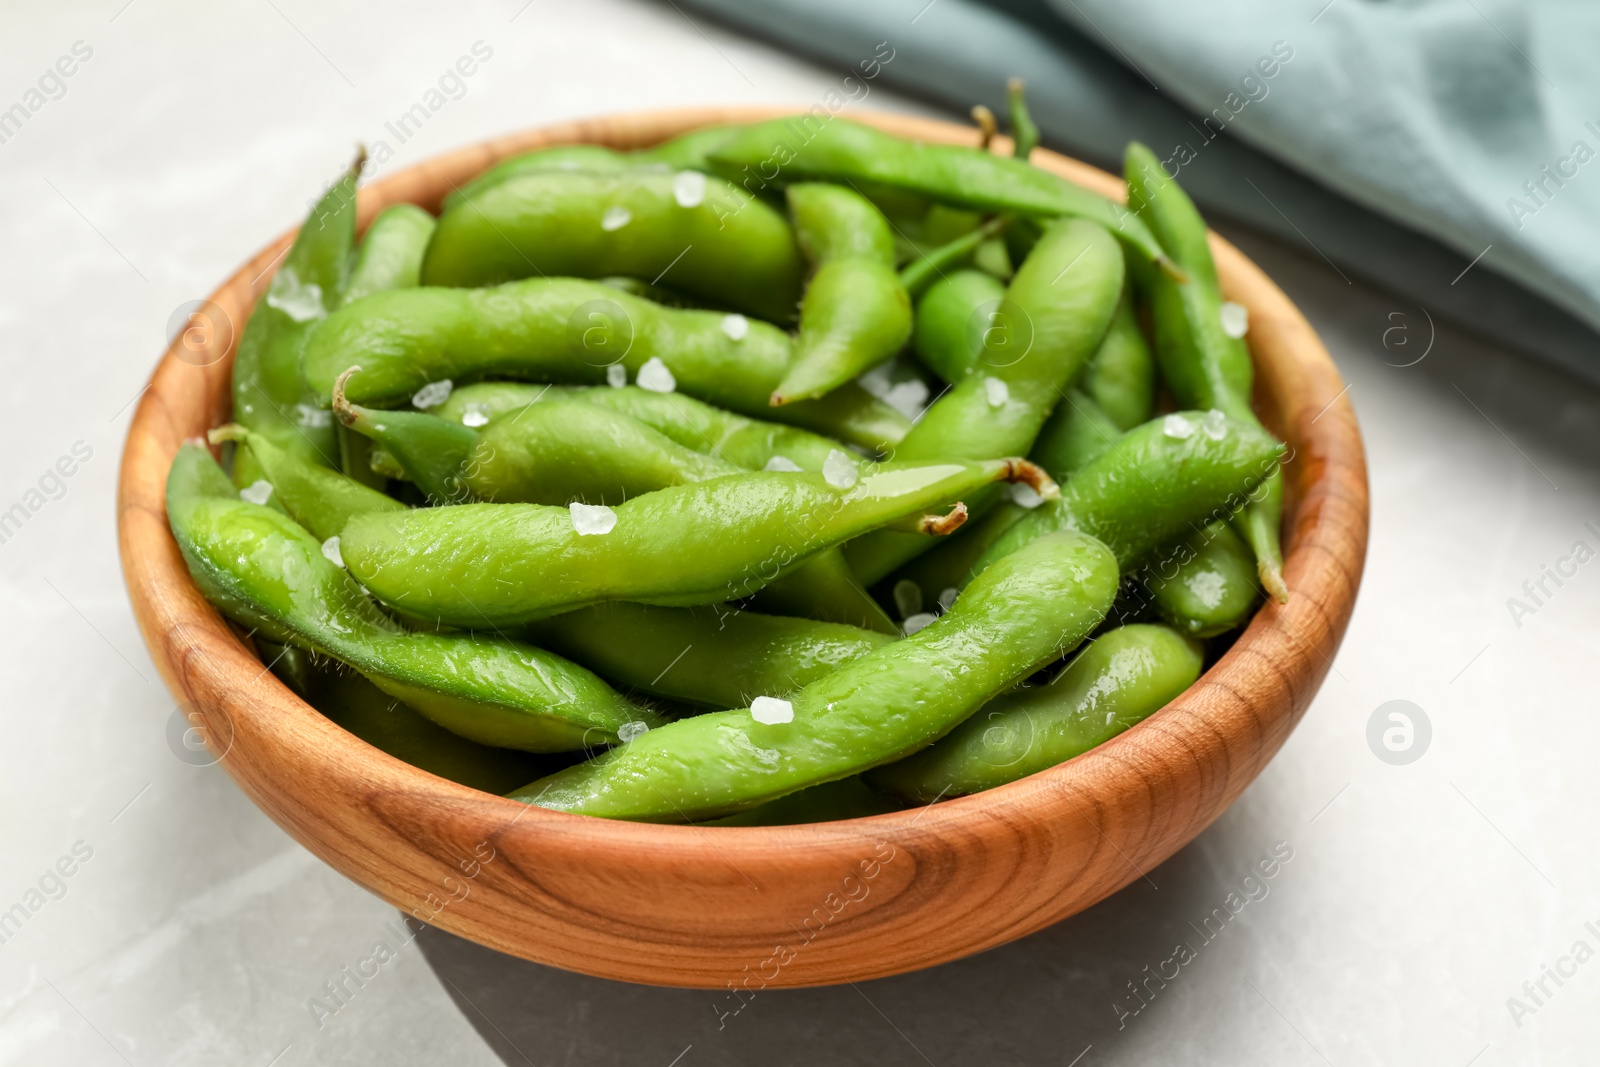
[232,152,361,483]
[209,424,405,540]
[342,203,437,306]
[846,218,1125,584]
[899,217,1009,299]
[1143,520,1261,637]
[910,269,1004,383]
[974,410,1285,575]
[709,777,905,826]
[1080,288,1155,432]
[334,379,481,505]
[1029,389,1120,480]
[421,170,804,322]
[869,624,1202,801]
[521,602,892,708]
[1125,143,1286,601]
[166,444,656,751]
[511,530,1120,821]
[340,456,1056,628]
[707,118,1177,276]
[301,279,910,454]
[772,183,911,404]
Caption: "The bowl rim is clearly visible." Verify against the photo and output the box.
[118,105,1368,988]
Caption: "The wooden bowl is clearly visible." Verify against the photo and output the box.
[118,107,1367,989]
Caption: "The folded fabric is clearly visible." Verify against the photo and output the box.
[672,0,1600,385]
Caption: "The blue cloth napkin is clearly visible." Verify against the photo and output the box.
[673,0,1600,384]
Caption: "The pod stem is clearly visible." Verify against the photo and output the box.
[970,105,998,151]
[331,366,363,428]
[206,424,247,445]
[999,458,1059,500]
[917,502,969,536]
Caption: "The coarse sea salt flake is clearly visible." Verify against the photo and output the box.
[902,612,937,636]
[983,377,1009,408]
[938,586,960,612]
[673,170,707,208]
[884,379,930,418]
[750,696,794,725]
[1010,483,1044,509]
[412,379,453,409]
[1202,409,1228,440]
[618,721,650,743]
[239,480,273,505]
[636,357,676,393]
[601,205,632,231]
[823,449,858,489]
[461,404,490,428]
[606,363,628,388]
[570,502,617,535]
[1163,413,1195,439]
[721,314,749,341]
[321,535,343,567]
[764,455,802,472]
[1220,301,1249,339]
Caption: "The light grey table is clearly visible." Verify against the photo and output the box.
[2,2,1595,1064]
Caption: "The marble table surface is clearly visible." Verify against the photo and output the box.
[1,1,1595,1063]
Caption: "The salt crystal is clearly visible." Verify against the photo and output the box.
[1201,409,1228,440]
[983,376,1009,408]
[1163,413,1195,439]
[461,404,490,428]
[570,502,617,535]
[764,455,802,472]
[673,171,707,208]
[1219,302,1249,339]
[239,480,273,505]
[321,535,343,567]
[295,403,332,429]
[750,696,794,725]
[636,357,676,393]
[857,363,893,399]
[892,579,923,620]
[884,379,930,419]
[902,612,937,636]
[823,449,858,489]
[606,363,628,388]
[618,721,650,743]
[720,313,749,341]
[938,587,960,612]
[601,206,632,231]
[265,272,324,322]
[412,379,453,409]
[1010,483,1044,509]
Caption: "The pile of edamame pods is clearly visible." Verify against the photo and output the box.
[170,84,1288,824]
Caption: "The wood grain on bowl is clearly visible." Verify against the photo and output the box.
[118,108,1367,989]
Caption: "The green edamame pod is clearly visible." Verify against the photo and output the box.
[333,380,480,506]
[231,153,362,483]
[521,602,892,708]
[772,183,911,405]
[846,218,1125,584]
[421,170,804,323]
[166,444,655,751]
[340,456,1056,628]
[1029,389,1120,481]
[437,383,847,472]
[899,216,1009,299]
[333,203,440,489]
[911,269,1005,383]
[342,203,437,306]
[209,424,405,540]
[1081,288,1155,432]
[974,409,1285,576]
[310,670,550,795]
[1125,143,1286,601]
[467,398,739,505]
[444,125,744,211]
[301,279,910,454]
[707,118,1178,277]
[510,530,1119,822]
[869,624,1202,802]
[1143,520,1261,637]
